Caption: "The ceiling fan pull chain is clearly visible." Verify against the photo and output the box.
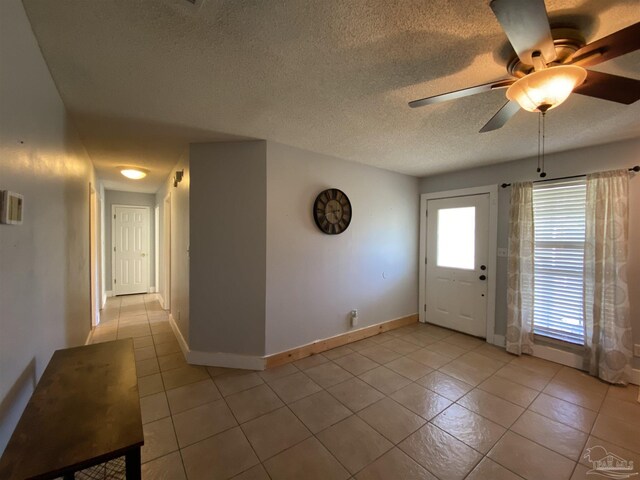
[537,112,541,173]
[540,112,547,178]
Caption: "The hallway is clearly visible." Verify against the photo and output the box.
[83,295,640,480]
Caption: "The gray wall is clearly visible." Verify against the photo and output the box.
[265,142,420,355]
[419,138,640,366]
[189,141,267,355]
[0,0,95,454]
[156,154,190,342]
[104,190,156,291]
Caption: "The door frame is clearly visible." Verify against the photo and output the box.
[111,204,151,296]
[419,185,498,344]
[89,183,100,327]
[162,193,171,311]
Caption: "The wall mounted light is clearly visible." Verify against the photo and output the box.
[120,167,148,180]
[173,170,184,187]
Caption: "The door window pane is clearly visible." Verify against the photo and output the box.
[437,207,475,269]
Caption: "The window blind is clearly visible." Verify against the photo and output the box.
[532,178,586,345]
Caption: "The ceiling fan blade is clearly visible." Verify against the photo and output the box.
[490,0,556,65]
[479,100,520,133]
[569,22,640,68]
[409,79,513,108]
[573,70,640,105]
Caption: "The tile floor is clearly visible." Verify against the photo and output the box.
[91,294,640,480]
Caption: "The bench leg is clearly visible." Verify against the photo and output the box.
[125,447,141,480]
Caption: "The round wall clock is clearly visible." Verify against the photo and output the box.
[313,188,352,235]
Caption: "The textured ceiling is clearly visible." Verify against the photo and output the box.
[22,0,640,192]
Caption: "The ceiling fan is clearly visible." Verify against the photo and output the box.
[408,0,640,132]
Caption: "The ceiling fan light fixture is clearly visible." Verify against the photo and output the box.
[506,65,587,113]
[120,167,148,180]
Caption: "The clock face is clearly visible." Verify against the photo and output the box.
[313,188,352,235]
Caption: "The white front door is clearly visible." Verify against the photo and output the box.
[113,206,149,296]
[426,194,489,337]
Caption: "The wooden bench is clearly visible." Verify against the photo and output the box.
[0,339,144,479]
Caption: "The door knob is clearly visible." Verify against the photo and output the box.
[479,274,487,280]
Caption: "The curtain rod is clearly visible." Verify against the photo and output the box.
[501,165,640,188]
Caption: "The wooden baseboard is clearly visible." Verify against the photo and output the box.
[265,313,418,369]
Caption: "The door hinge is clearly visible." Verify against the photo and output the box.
[113,247,116,252]
[425,210,428,217]
[424,304,427,312]
[114,214,116,219]
[114,279,117,284]
[424,257,427,265]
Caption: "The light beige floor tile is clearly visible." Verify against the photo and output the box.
[598,396,640,426]
[289,390,351,433]
[442,333,484,350]
[304,362,353,388]
[166,379,221,414]
[153,332,177,346]
[327,377,385,412]
[173,398,237,447]
[259,363,299,383]
[570,463,591,480]
[488,431,576,480]
[390,383,451,420]
[358,397,425,444]
[293,354,329,370]
[358,366,411,395]
[359,345,403,364]
[241,407,311,461]
[511,410,588,460]
[138,373,164,398]
[509,354,562,377]
[591,413,640,454]
[407,349,451,369]
[423,340,467,359]
[369,332,397,344]
[380,338,421,355]
[355,447,437,480]
[349,338,379,352]
[399,333,439,347]
[268,372,322,403]
[141,417,178,463]
[465,457,523,480]
[472,344,515,363]
[135,345,157,362]
[323,345,355,361]
[438,353,501,386]
[528,393,597,433]
[150,322,172,334]
[215,372,264,396]
[140,392,170,424]
[226,384,285,423]
[543,380,606,412]
[137,357,160,377]
[161,364,209,390]
[157,352,187,372]
[432,403,505,454]
[333,352,379,376]
[141,451,186,480]
[154,340,181,356]
[579,435,640,470]
[457,389,525,428]
[477,375,539,408]
[416,371,473,401]
[231,464,271,480]
[181,427,259,480]
[264,436,350,480]
[317,415,393,474]
[385,357,432,381]
[606,384,639,404]
[207,366,243,378]
[398,423,482,480]
[495,363,551,391]
[118,324,152,338]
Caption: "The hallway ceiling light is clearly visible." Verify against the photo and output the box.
[120,167,147,180]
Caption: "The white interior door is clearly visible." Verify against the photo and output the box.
[113,206,149,296]
[426,194,489,337]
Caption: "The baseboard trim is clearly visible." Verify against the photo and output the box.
[149,287,156,293]
[492,335,506,348]
[168,313,190,358]
[264,313,419,369]
[101,293,107,309]
[85,328,94,345]
[158,294,165,309]
[105,290,114,298]
[631,368,640,387]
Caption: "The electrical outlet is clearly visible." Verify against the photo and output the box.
[634,344,640,357]
[350,309,358,327]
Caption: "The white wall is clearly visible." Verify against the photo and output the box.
[419,138,640,366]
[265,142,420,355]
[0,0,95,454]
[104,189,157,291]
[189,141,267,356]
[156,153,190,341]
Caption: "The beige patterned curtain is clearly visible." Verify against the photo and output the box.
[584,169,632,384]
[506,182,535,356]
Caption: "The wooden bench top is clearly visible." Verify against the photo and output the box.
[0,339,144,480]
